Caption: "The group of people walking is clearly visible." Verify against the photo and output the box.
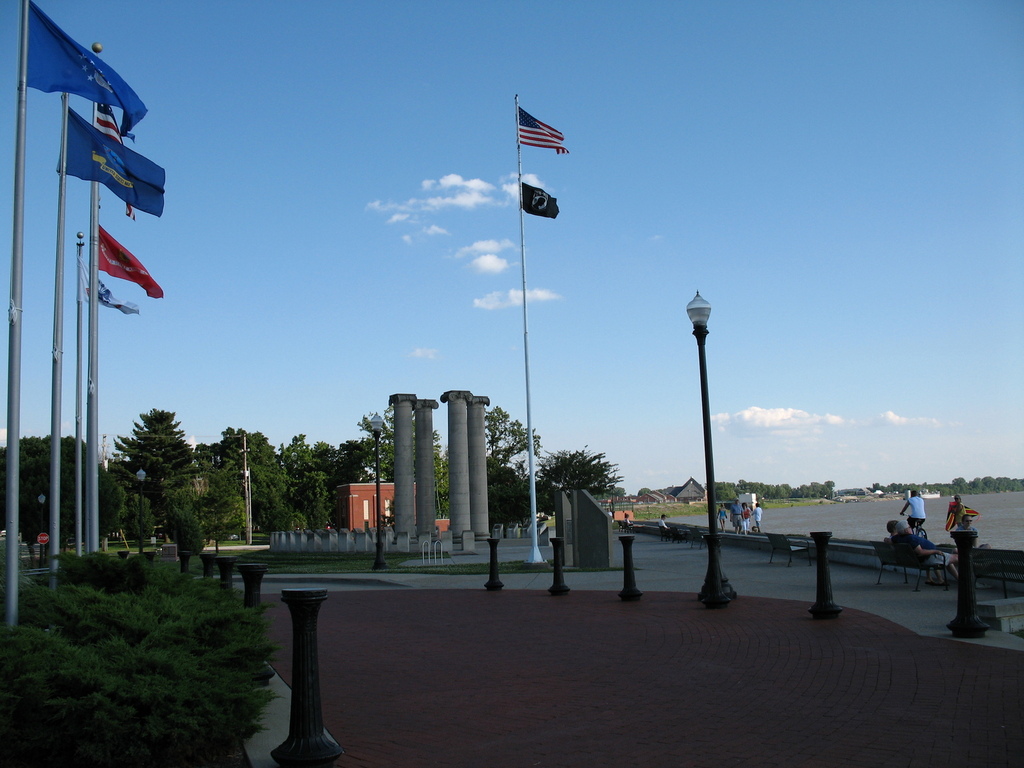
[718,499,763,534]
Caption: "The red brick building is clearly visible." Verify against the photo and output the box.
[335,483,395,530]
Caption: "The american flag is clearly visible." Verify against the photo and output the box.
[94,104,135,219]
[518,107,569,154]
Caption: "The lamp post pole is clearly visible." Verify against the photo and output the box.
[136,469,146,556]
[370,414,387,571]
[687,292,734,608]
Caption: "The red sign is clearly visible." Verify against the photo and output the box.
[36,533,50,545]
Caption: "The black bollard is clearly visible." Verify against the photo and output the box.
[238,563,269,608]
[178,550,192,574]
[808,531,842,619]
[238,563,276,686]
[215,555,238,590]
[199,552,218,578]
[548,537,570,596]
[117,550,130,560]
[271,589,344,768]
[484,538,504,591]
[947,530,989,638]
[618,535,643,601]
[143,551,156,565]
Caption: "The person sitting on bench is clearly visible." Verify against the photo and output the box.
[891,519,958,585]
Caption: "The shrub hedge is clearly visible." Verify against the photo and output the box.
[0,554,275,768]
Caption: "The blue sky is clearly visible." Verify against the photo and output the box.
[1,0,1021,494]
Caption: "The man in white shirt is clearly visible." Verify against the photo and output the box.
[900,490,927,533]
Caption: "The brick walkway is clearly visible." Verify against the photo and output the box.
[265,589,1024,768]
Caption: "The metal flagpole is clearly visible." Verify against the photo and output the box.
[74,234,85,556]
[48,93,70,589]
[515,94,544,564]
[85,167,101,552]
[6,0,30,627]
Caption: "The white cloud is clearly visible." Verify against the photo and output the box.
[423,225,449,236]
[875,410,942,427]
[454,239,515,261]
[501,172,545,200]
[473,288,562,310]
[714,405,942,436]
[409,348,440,359]
[372,174,499,216]
[469,254,510,274]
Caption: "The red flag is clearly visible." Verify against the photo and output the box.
[98,227,163,298]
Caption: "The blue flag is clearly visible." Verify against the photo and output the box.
[65,108,165,217]
[28,2,147,133]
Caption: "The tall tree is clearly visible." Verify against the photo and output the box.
[536,447,623,514]
[484,407,539,527]
[112,409,194,531]
[205,428,290,533]
[280,435,330,529]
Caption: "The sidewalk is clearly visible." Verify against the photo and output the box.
[246,536,1024,768]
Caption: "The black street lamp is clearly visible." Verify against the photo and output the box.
[136,469,146,556]
[686,291,735,608]
[370,413,388,571]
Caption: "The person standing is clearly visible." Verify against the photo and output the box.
[730,498,743,534]
[740,503,752,534]
[718,505,728,530]
[900,490,927,533]
[753,501,764,533]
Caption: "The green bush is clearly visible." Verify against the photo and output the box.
[0,554,275,768]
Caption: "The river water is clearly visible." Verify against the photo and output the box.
[755,491,1024,550]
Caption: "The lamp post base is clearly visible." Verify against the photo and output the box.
[698,533,733,608]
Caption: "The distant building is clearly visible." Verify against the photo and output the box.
[335,482,395,530]
[835,487,872,497]
[637,490,672,504]
[659,478,706,503]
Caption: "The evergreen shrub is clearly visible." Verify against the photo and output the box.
[0,554,275,768]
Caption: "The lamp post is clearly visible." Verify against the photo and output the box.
[136,469,146,556]
[686,291,734,608]
[370,413,387,571]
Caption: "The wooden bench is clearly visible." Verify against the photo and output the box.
[870,541,907,585]
[892,543,948,591]
[766,533,811,567]
[974,548,1024,599]
[616,520,634,534]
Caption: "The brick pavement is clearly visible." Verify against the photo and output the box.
[264,589,1024,768]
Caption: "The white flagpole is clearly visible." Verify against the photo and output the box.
[6,0,30,627]
[74,234,85,556]
[48,93,70,588]
[515,94,544,564]
[85,174,101,553]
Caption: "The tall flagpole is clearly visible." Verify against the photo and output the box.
[74,234,85,555]
[515,95,544,564]
[48,94,70,589]
[85,175,100,553]
[6,0,31,627]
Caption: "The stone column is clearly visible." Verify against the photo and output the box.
[441,390,472,540]
[389,394,417,539]
[467,395,490,539]
[414,398,439,540]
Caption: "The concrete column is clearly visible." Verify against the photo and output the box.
[414,399,439,540]
[441,390,472,540]
[467,395,490,539]
[389,393,417,539]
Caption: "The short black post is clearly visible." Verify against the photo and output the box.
[239,563,276,686]
[947,530,989,638]
[548,537,570,596]
[618,535,643,601]
[143,551,156,565]
[484,538,504,591]
[808,531,842,619]
[215,555,238,590]
[117,550,130,560]
[199,552,218,578]
[238,563,269,608]
[178,550,192,574]
[271,589,344,768]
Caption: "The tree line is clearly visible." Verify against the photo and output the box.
[1,406,623,550]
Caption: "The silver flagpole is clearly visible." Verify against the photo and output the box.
[48,93,70,589]
[85,175,100,553]
[515,94,544,564]
[74,234,84,555]
[6,0,30,627]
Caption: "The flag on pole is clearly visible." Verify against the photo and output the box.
[98,227,163,298]
[27,2,148,133]
[95,105,135,219]
[521,182,559,219]
[65,108,165,216]
[79,254,138,314]
[518,107,569,154]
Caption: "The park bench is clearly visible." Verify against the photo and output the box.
[973,549,1024,599]
[616,520,634,534]
[766,532,811,567]
[892,543,948,592]
[870,541,908,585]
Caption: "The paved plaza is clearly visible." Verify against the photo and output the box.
[246,534,1024,768]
